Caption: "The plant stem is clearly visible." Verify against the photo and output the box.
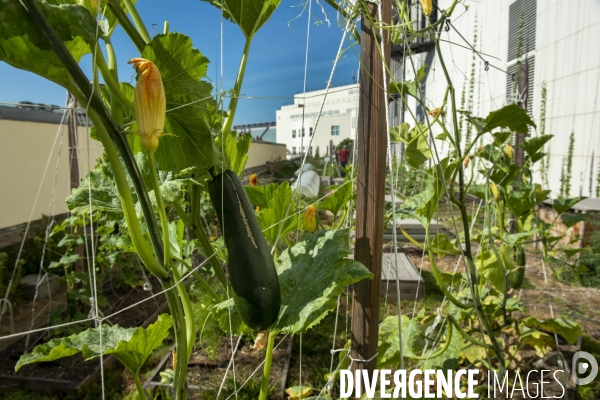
[434,21,506,375]
[96,48,134,110]
[146,153,195,361]
[224,37,252,134]
[106,0,146,52]
[87,108,168,278]
[121,0,151,43]
[105,37,124,125]
[426,228,473,309]
[171,201,222,302]
[258,331,276,400]
[22,0,165,265]
[163,283,188,399]
[189,185,228,289]
[147,152,171,267]
[133,372,147,400]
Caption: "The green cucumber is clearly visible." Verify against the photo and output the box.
[207,170,281,331]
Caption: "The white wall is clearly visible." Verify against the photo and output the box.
[0,119,104,230]
[276,84,358,158]
[405,0,600,197]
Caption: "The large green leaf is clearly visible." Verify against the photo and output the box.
[377,315,424,368]
[561,213,587,228]
[538,317,582,345]
[140,33,221,174]
[202,0,281,38]
[390,123,432,168]
[104,314,173,374]
[66,160,123,218]
[16,314,172,374]
[463,104,536,135]
[552,197,586,215]
[226,132,252,175]
[273,229,372,333]
[418,323,465,370]
[0,1,96,89]
[256,182,299,244]
[389,64,427,99]
[318,182,352,218]
[245,183,280,209]
[520,135,553,157]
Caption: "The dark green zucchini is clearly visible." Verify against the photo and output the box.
[207,170,281,331]
[510,245,526,289]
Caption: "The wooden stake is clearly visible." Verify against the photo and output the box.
[67,92,85,285]
[67,92,80,190]
[350,0,391,396]
[514,61,528,179]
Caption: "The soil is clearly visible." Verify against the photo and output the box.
[400,245,600,339]
[149,334,292,400]
[0,276,166,383]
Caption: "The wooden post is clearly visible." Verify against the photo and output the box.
[514,61,528,178]
[67,92,80,190]
[350,0,391,396]
[67,93,86,287]
[510,61,528,234]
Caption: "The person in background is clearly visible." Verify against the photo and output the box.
[337,146,349,177]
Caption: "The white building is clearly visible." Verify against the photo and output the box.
[392,0,600,198]
[276,84,358,158]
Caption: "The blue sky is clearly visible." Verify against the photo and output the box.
[0,0,359,125]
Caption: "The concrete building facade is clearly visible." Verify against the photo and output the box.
[276,84,358,159]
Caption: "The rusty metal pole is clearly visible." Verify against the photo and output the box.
[350,0,391,397]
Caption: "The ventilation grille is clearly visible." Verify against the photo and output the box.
[507,0,537,61]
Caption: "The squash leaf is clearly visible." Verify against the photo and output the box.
[256,182,299,244]
[0,0,96,89]
[317,182,352,218]
[539,317,582,345]
[201,0,281,38]
[273,229,372,334]
[552,197,586,215]
[377,315,424,368]
[140,33,222,174]
[16,314,172,374]
[462,103,536,135]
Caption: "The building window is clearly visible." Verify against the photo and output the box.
[292,147,297,155]
[331,125,340,136]
[309,127,313,137]
[292,129,296,138]
[308,146,313,156]
[302,128,305,137]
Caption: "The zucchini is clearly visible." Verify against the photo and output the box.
[207,170,281,331]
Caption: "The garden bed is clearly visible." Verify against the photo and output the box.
[145,334,294,399]
[0,276,167,394]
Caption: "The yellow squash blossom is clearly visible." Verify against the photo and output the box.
[249,173,259,187]
[303,205,317,233]
[506,144,514,159]
[490,182,500,199]
[129,58,167,153]
[420,0,432,17]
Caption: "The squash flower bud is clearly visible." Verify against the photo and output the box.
[128,58,166,153]
[303,205,317,233]
[506,144,514,159]
[420,0,432,17]
[490,182,500,199]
